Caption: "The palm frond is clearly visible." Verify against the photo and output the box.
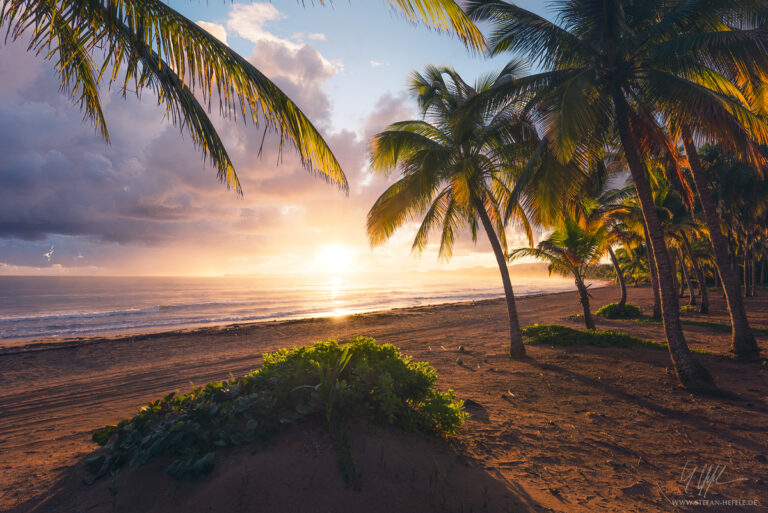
[366,172,441,247]
[2,0,348,192]
[388,0,487,53]
[466,0,592,67]
[412,188,452,252]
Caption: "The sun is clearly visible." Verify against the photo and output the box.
[314,244,358,275]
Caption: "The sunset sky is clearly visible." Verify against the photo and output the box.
[0,1,546,277]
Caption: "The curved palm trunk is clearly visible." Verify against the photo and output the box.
[614,94,713,390]
[576,278,595,330]
[752,250,758,297]
[682,233,708,313]
[743,243,750,298]
[669,250,682,298]
[644,227,662,319]
[607,246,627,309]
[749,243,757,297]
[679,247,696,306]
[681,128,759,360]
[677,257,686,297]
[473,197,526,358]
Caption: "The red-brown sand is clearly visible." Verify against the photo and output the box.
[1,286,767,512]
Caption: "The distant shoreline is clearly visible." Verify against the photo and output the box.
[0,286,606,356]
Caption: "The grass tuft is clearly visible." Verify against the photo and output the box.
[90,337,466,480]
[522,324,710,355]
[636,317,768,335]
[595,303,643,319]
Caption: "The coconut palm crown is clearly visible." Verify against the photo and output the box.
[510,216,607,330]
[366,65,536,357]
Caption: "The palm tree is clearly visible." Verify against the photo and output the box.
[366,65,536,358]
[648,175,699,302]
[681,232,710,313]
[704,146,768,301]
[606,241,628,310]
[615,245,650,287]
[668,0,768,355]
[510,217,607,330]
[466,0,737,389]
[617,196,663,318]
[580,185,637,312]
[0,0,484,193]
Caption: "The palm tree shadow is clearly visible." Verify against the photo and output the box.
[523,359,767,455]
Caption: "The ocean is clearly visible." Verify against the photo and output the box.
[0,273,589,346]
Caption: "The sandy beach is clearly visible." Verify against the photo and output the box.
[2,285,768,512]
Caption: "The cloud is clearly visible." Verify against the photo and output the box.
[221,3,340,123]
[369,60,386,68]
[247,42,338,123]
[307,33,326,41]
[196,21,228,45]
[226,3,291,47]
[0,20,354,274]
[0,4,519,277]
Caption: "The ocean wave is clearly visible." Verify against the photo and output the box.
[0,280,591,343]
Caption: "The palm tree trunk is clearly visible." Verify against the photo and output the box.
[682,233,708,314]
[607,246,627,309]
[747,253,752,296]
[682,127,759,360]
[750,244,757,297]
[614,94,713,390]
[679,247,696,306]
[644,228,662,320]
[473,196,526,358]
[743,244,749,298]
[669,250,682,298]
[576,278,595,330]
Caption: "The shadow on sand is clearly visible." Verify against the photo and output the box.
[12,423,543,513]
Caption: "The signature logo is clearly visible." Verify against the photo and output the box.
[680,461,748,498]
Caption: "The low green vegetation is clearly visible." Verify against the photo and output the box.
[595,303,643,319]
[679,305,697,314]
[636,317,768,335]
[683,320,768,335]
[523,324,666,350]
[582,264,617,281]
[89,338,466,480]
[523,324,709,355]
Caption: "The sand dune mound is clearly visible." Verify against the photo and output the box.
[17,424,535,513]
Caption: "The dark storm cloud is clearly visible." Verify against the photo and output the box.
[0,31,339,222]
[0,29,418,271]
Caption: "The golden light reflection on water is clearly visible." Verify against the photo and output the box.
[324,277,349,317]
[329,276,342,300]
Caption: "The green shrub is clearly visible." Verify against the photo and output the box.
[595,303,643,319]
[523,324,666,351]
[90,338,466,479]
[523,324,710,354]
[680,305,697,314]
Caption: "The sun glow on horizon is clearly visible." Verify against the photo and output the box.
[314,244,358,275]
